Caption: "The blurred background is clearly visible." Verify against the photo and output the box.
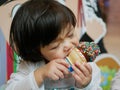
[103,0,120,60]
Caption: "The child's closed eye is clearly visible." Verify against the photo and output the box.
[68,33,74,38]
[50,43,59,50]
[51,45,58,50]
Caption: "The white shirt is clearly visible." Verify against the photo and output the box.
[111,70,120,90]
[6,61,102,90]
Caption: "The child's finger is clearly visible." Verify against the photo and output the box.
[72,65,85,79]
[83,63,92,74]
[56,64,69,75]
[55,69,64,79]
[55,59,69,68]
[74,62,91,77]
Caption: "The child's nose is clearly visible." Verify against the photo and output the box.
[63,41,73,53]
[64,46,71,52]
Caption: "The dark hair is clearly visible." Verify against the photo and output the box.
[9,0,76,63]
[0,0,14,6]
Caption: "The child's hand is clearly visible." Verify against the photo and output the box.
[71,62,92,88]
[42,59,70,80]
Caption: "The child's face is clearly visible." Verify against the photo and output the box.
[40,25,79,61]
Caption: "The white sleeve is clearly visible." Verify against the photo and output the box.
[6,71,44,90]
[79,62,102,90]
[111,70,120,90]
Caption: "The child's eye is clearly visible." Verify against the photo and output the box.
[50,44,59,50]
[68,33,74,38]
[51,46,58,49]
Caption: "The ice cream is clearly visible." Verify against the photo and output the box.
[66,42,100,72]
